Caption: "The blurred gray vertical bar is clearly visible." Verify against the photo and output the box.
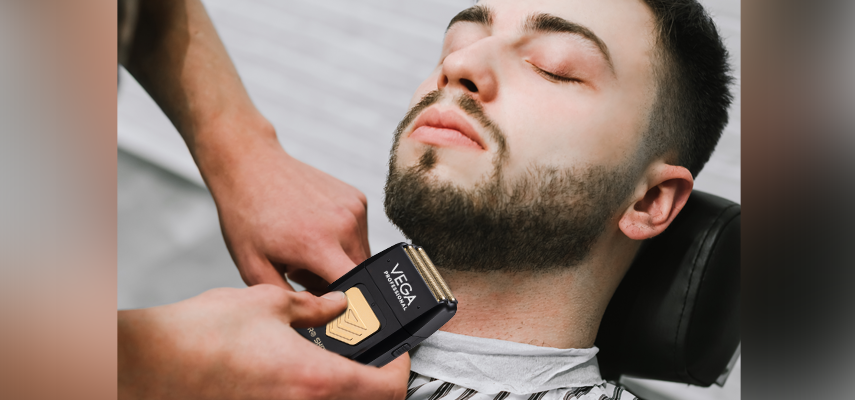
[742,0,855,398]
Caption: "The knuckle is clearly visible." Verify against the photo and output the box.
[251,283,289,303]
[236,257,268,284]
[351,203,367,220]
[348,194,368,214]
[202,287,238,299]
[238,268,260,286]
[333,204,355,222]
[252,283,281,295]
[354,190,368,206]
[343,218,360,236]
[298,228,325,249]
[289,290,314,304]
[330,209,361,238]
[295,372,334,400]
[287,291,319,311]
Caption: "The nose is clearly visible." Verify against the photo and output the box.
[436,39,499,103]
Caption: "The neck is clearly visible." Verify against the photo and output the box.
[437,235,640,349]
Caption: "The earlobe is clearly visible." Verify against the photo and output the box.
[619,164,693,240]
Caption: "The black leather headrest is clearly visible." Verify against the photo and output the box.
[595,191,740,386]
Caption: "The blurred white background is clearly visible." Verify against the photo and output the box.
[117,0,740,399]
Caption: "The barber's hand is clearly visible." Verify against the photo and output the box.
[200,132,371,292]
[124,0,368,291]
[118,285,410,400]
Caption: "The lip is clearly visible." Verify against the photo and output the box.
[408,107,486,150]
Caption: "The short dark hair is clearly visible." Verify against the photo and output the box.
[640,0,734,177]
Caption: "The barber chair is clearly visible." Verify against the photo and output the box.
[594,190,741,388]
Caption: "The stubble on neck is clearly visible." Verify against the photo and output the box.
[436,230,642,349]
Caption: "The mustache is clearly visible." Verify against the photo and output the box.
[392,90,508,160]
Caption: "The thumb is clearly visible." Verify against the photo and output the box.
[286,291,348,328]
[336,352,411,400]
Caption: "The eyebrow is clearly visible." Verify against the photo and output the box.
[446,6,615,74]
[446,5,492,31]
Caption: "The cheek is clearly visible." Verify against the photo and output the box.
[408,70,442,108]
[588,96,647,161]
[498,88,642,170]
[497,89,598,168]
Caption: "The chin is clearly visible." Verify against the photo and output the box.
[400,145,495,188]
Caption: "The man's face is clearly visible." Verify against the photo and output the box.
[385,0,658,271]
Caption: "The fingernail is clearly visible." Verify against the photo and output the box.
[321,291,345,301]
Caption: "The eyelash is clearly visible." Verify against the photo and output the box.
[528,62,580,84]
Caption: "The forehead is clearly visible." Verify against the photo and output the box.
[472,0,657,80]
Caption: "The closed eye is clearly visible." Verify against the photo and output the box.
[527,61,581,84]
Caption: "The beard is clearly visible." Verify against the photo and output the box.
[384,91,638,273]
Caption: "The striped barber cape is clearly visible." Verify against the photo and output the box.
[405,331,637,400]
[406,373,636,400]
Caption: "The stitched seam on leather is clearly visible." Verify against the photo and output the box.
[673,204,739,383]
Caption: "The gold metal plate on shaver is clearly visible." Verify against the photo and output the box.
[325,287,381,345]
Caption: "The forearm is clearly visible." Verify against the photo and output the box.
[118,310,158,400]
[121,0,275,179]
[118,309,198,400]
[121,2,372,290]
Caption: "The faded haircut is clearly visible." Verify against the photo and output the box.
[640,0,734,177]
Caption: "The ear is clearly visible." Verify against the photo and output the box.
[619,164,694,240]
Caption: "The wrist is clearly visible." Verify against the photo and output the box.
[191,112,283,194]
[119,308,185,400]
[118,310,155,399]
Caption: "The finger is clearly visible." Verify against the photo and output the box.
[333,352,411,400]
[338,197,371,265]
[341,239,369,268]
[357,206,371,260]
[285,291,348,328]
[239,254,294,291]
[340,216,371,266]
[353,192,372,260]
[381,353,411,385]
[271,262,321,294]
[304,247,359,284]
[286,269,331,294]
